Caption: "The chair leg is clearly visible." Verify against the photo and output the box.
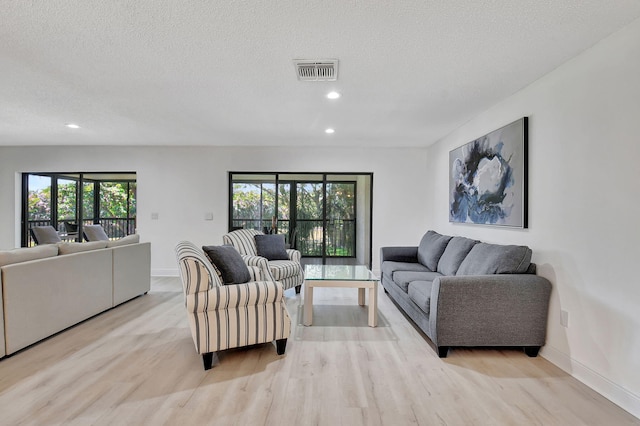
[202,352,214,370]
[276,338,288,355]
[437,346,449,358]
[295,285,301,294]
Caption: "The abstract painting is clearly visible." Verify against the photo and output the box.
[449,117,528,228]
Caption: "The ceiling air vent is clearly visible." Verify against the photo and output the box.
[293,59,338,81]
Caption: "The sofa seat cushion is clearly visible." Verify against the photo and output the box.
[382,261,431,281]
[268,260,301,280]
[457,243,533,276]
[417,231,452,271]
[437,236,479,276]
[393,270,442,292]
[407,281,433,315]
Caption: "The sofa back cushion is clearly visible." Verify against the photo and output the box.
[107,234,140,247]
[417,231,452,271]
[0,245,59,267]
[58,240,108,255]
[437,237,479,276]
[456,243,532,275]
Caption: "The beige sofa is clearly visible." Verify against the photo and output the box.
[0,238,150,357]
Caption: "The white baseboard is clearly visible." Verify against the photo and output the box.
[541,345,640,419]
[151,268,179,277]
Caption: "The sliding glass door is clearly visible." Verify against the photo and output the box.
[229,172,372,266]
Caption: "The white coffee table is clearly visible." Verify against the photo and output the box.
[303,264,379,327]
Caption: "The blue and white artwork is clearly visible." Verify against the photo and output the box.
[449,118,527,228]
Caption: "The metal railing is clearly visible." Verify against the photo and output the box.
[27,217,136,246]
[231,218,355,257]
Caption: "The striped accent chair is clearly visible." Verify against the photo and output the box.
[223,229,304,294]
[175,241,291,370]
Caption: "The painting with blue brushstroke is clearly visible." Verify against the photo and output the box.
[449,117,528,228]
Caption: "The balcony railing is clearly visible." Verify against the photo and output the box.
[27,217,136,246]
[231,218,355,257]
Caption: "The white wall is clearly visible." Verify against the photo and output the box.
[426,18,640,417]
[0,146,429,275]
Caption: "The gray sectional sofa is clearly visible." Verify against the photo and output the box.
[380,230,551,358]
[0,237,150,357]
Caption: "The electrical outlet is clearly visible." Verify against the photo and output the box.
[560,310,569,327]
[151,212,159,220]
[204,212,214,221]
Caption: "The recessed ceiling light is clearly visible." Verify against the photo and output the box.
[65,123,80,129]
[325,128,335,134]
[326,91,341,99]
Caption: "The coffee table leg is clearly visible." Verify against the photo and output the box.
[368,282,378,327]
[358,287,365,306]
[304,283,313,326]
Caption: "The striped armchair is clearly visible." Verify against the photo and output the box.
[223,229,304,294]
[175,241,291,370]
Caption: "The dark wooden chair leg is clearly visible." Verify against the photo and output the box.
[438,346,449,358]
[202,352,214,370]
[276,338,288,355]
[295,285,301,294]
[524,346,541,357]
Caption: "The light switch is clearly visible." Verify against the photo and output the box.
[151,212,159,220]
[204,212,214,221]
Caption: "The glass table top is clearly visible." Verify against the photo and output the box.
[304,264,378,281]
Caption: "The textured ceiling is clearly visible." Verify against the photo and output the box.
[2,1,640,147]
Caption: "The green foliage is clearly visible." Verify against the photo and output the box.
[100,183,130,218]
[57,181,77,220]
[28,187,51,220]
[28,181,135,222]
[231,180,356,256]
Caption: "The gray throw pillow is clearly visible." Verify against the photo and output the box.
[31,226,62,245]
[254,234,289,261]
[417,230,452,271]
[83,225,109,241]
[202,245,251,284]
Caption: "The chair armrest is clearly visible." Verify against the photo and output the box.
[286,249,301,263]
[430,274,552,346]
[380,246,419,263]
[186,281,285,313]
[241,255,276,281]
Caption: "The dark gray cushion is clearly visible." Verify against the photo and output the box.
[456,243,532,276]
[254,234,289,260]
[407,281,433,315]
[392,270,443,292]
[417,231,452,271]
[437,237,479,276]
[202,245,251,284]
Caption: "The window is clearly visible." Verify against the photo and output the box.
[22,172,137,246]
[229,172,373,267]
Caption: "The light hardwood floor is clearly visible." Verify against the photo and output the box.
[0,277,637,425]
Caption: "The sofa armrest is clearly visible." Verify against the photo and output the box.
[429,274,552,347]
[380,246,419,263]
[241,255,276,281]
[186,281,285,313]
